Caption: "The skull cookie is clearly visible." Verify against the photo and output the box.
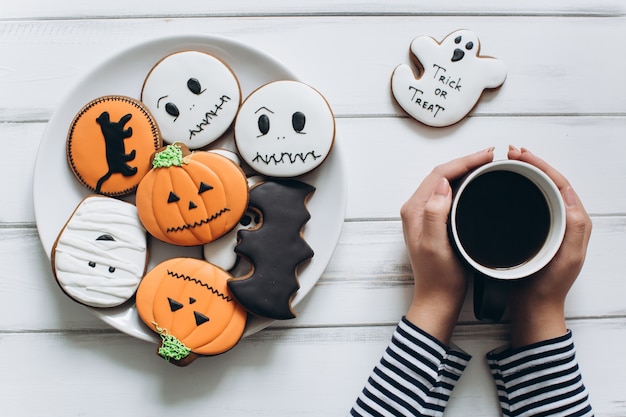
[391,29,506,127]
[234,80,335,177]
[141,51,241,149]
[51,195,148,308]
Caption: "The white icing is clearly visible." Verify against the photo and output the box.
[203,176,262,270]
[391,29,506,127]
[53,196,147,308]
[141,51,241,149]
[234,80,335,177]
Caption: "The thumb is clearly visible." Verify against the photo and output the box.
[420,178,452,243]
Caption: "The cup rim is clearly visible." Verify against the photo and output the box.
[450,159,566,280]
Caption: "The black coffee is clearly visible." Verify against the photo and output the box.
[454,170,551,268]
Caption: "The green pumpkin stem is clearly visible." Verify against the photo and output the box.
[152,143,186,168]
[153,322,191,362]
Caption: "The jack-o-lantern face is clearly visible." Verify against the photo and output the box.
[234,80,335,177]
[136,258,247,365]
[136,143,248,246]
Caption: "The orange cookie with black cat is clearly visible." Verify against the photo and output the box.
[66,95,162,196]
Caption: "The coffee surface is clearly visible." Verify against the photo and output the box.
[455,170,550,269]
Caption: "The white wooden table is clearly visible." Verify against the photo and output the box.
[2,2,625,415]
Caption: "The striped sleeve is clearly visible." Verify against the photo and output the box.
[350,317,471,417]
[486,331,593,417]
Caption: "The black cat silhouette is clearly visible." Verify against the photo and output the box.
[95,111,137,193]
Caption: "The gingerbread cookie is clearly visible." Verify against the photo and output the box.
[66,96,162,196]
[234,80,335,177]
[228,179,315,320]
[391,29,506,127]
[135,143,248,247]
[141,51,241,149]
[136,258,247,366]
[51,195,148,308]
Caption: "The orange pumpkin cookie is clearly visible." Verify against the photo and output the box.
[136,258,247,366]
[67,95,162,196]
[136,143,248,246]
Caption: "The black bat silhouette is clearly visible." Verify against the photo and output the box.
[228,179,315,320]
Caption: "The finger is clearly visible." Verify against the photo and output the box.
[431,146,495,182]
[419,178,453,244]
[515,148,571,191]
[562,186,592,248]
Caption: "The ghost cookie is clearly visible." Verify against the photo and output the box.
[136,258,247,366]
[67,96,162,196]
[234,80,335,177]
[141,51,241,149]
[391,29,506,127]
[51,195,148,308]
[136,143,249,247]
[228,179,315,320]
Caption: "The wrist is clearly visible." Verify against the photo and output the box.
[406,294,463,346]
[509,301,567,348]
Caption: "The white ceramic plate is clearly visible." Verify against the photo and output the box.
[33,34,346,343]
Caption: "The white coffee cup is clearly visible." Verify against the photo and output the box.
[449,160,566,321]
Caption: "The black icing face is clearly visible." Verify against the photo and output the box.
[158,78,206,122]
[167,296,210,326]
[451,35,474,62]
[88,234,117,273]
[255,107,307,138]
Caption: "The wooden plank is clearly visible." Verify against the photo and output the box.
[2,0,624,20]
[3,116,624,225]
[0,318,623,416]
[2,216,624,331]
[1,16,625,121]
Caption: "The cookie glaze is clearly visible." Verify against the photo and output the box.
[136,258,247,366]
[228,179,315,320]
[234,80,335,177]
[52,195,148,308]
[136,143,249,246]
[141,51,241,149]
[66,96,161,196]
[391,29,506,127]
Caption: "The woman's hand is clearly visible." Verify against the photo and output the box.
[401,147,494,345]
[507,146,592,348]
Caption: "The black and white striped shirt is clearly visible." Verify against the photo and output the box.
[350,317,593,416]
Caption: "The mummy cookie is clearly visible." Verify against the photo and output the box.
[228,179,315,320]
[66,96,161,196]
[391,29,506,127]
[141,51,241,148]
[234,80,335,177]
[136,258,247,366]
[135,143,249,247]
[51,195,148,308]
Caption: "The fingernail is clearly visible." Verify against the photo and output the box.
[509,144,520,153]
[520,147,532,154]
[434,178,450,197]
[476,146,495,155]
[564,186,578,208]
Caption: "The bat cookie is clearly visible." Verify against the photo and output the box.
[228,179,315,320]
[391,29,506,127]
